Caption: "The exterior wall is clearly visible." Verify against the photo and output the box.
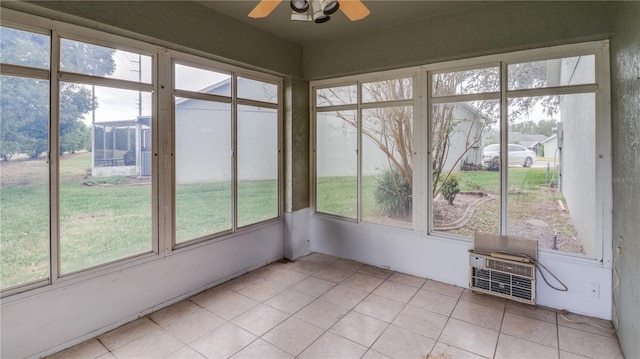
[610,2,640,358]
[543,136,558,159]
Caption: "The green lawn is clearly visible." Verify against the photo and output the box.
[1,152,278,289]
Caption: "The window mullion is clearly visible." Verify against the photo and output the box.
[50,31,61,284]
[500,62,508,235]
[231,74,238,232]
[357,81,362,223]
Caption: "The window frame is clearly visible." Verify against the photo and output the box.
[311,41,612,266]
[0,9,284,297]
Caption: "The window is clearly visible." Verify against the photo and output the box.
[0,26,51,289]
[174,63,281,245]
[314,78,415,228]
[1,14,282,295]
[313,42,610,260]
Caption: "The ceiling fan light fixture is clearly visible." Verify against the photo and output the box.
[290,0,309,13]
[291,12,312,21]
[311,0,331,23]
[320,0,339,15]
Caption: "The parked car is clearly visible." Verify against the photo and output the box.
[483,143,537,168]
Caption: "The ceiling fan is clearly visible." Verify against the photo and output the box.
[249,0,370,23]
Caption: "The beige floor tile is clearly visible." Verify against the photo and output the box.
[505,300,557,324]
[190,322,257,359]
[47,339,108,359]
[358,265,393,279]
[295,298,349,329]
[409,289,459,316]
[230,338,294,359]
[388,272,426,288]
[558,326,623,359]
[438,318,499,358]
[372,325,435,359]
[320,284,368,309]
[422,279,464,298]
[341,272,385,292]
[98,317,161,351]
[190,286,258,321]
[150,300,226,343]
[333,258,365,272]
[461,289,507,311]
[373,280,419,303]
[392,305,448,340]
[313,266,358,283]
[164,345,206,359]
[255,267,309,288]
[501,311,558,348]
[361,349,392,358]
[429,342,486,359]
[265,288,316,314]
[96,352,116,359]
[558,311,616,338]
[237,277,286,302]
[330,311,388,347]
[223,273,261,292]
[111,328,183,359]
[451,299,505,331]
[353,293,405,323]
[495,333,559,359]
[292,276,336,297]
[263,317,324,356]
[231,304,289,336]
[299,253,339,266]
[559,350,590,358]
[288,260,330,276]
[299,331,368,359]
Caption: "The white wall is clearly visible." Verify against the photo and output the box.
[0,223,284,359]
[310,217,613,320]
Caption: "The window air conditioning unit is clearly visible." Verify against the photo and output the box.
[469,252,536,304]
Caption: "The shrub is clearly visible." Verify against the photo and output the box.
[440,174,460,205]
[374,168,412,219]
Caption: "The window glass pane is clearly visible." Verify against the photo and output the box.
[237,105,278,227]
[362,78,412,103]
[432,67,499,97]
[60,38,152,83]
[175,98,232,243]
[508,55,595,90]
[362,106,413,228]
[316,110,357,218]
[237,77,278,104]
[507,93,596,257]
[0,75,50,289]
[0,26,49,69]
[316,85,357,107]
[59,83,153,274]
[432,100,500,237]
[175,64,231,95]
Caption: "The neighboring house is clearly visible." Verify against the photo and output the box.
[440,103,489,172]
[508,132,548,154]
[540,134,558,159]
[92,77,277,183]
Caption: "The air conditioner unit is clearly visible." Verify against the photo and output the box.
[469,252,536,304]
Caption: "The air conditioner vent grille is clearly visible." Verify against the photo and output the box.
[469,253,536,305]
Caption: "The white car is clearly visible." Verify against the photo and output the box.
[483,144,537,168]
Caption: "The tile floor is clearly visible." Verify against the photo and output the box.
[48,253,624,359]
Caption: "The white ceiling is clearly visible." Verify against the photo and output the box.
[196,1,489,45]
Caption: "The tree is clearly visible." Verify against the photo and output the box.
[0,27,115,160]
[317,62,556,220]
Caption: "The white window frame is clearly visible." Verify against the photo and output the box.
[311,41,612,266]
[0,9,284,298]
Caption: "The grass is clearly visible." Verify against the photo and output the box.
[1,152,278,289]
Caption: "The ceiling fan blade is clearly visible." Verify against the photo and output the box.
[248,0,282,18]
[339,0,370,21]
